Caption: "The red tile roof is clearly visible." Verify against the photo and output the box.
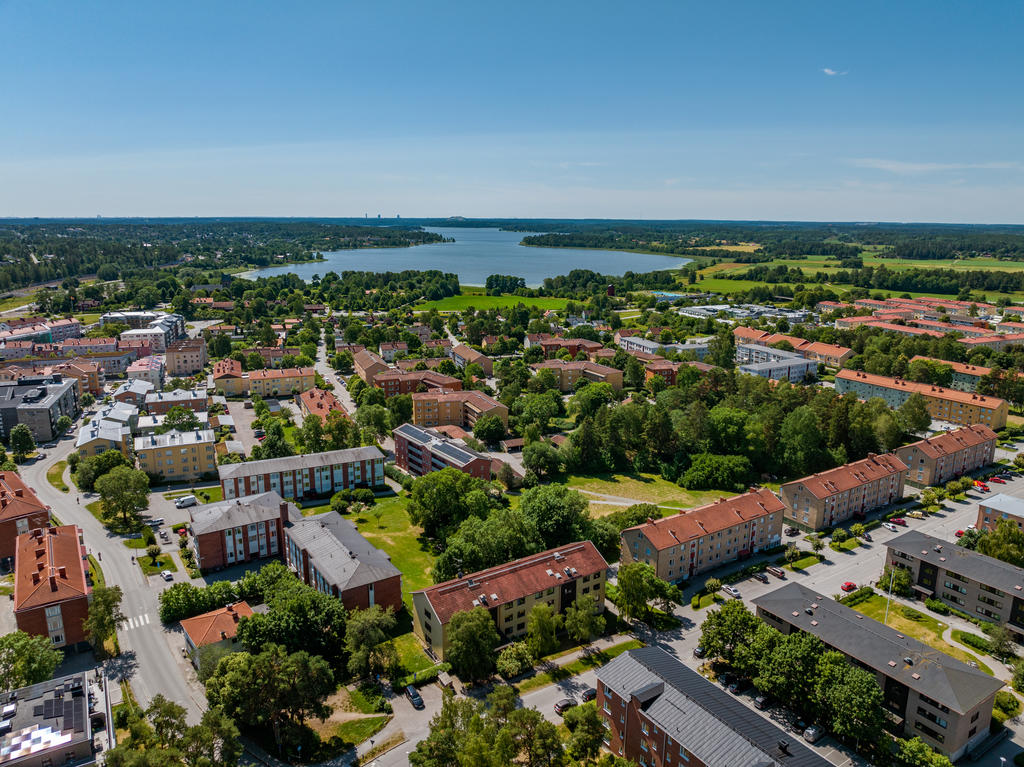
[837,369,1008,409]
[248,367,315,381]
[783,454,907,500]
[908,356,993,378]
[417,541,607,625]
[180,601,254,647]
[213,358,243,379]
[14,526,88,611]
[625,488,785,550]
[899,424,998,459]
[298,388,348,422]
[0,472,48,523]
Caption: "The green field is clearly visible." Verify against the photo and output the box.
[515,639,644,693]
[349,494,435,605]
[415,293,571,312]
[566,472,725,509]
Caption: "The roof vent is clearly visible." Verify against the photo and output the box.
[904,657,913,665]
[888,660,897,667]
[804,608,813,615]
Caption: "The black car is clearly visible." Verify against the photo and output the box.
[728,678,751,695]
[752,572,769,583]
[581,687,597,703]
[753,694,771,710]
[693,646,706,659]
[718,673,735,688]
[554,698,577,715]
[785,526,800,536]
[862,531,872,542]
[405,685,424,710]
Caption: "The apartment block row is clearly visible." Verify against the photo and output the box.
[410,388,508,429]
[531,359,623,391]
[211,360,315,396]
[735,343,818,382]
[733,326,854,367]
[219,446,386,501]
[0,374,80,442]
[894,423,997,487]
[836,370,1008,429]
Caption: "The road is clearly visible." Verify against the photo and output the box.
[20,417,206,723]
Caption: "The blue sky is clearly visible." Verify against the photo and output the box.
[0,1,1021,222]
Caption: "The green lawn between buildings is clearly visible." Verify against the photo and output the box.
[515,639,645,694]
[138,552,178,577]
[46,461,69,492]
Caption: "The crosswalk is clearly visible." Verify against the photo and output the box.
[120,613,152,631]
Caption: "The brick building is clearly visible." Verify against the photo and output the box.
[531,359,623,391]
[212,358,246,396]
[372,369,462,397]
[297,388,349,423]
[393,423,491,479]
[14,525,90,649]
[189,492,297,571]
[248,367,315,398]
[353,349,389,383]
[894,424,998,487]
[144,388,209,415]
[411,389,508,429]
[620,488,784,581]
[0,472,50,561]
[219,446,386,501]
[779,453,908,531]
[449,344,493,376]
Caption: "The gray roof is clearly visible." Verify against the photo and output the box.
[597,647,832,767]
[285,513,400,592]
[190,491,300,536]
[76,421,129,447]
[134,428,215,451]
[218,446,384,480]
[888,530,1024,598]
[114,379,155,396]
[979,492,1024,519]
[145,388,207,404]
[752,583,1003,714]
[392,423,485,468]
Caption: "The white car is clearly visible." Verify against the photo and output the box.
[883,522,898,532]
[722,585,741,599]
[160,570,173,582]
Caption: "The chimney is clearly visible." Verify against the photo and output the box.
[14,489,22,498]
[279,502,290,527]
[58,566,66,579]
[48,575,57,592]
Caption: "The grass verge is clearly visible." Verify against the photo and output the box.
[138,553,178,577]
[46,461,69,492]
[785,553,824,572]
[515,639,644,694]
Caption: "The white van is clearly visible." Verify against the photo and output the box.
[174,495,197,509]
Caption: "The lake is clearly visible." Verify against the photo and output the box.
[241,227,688,287]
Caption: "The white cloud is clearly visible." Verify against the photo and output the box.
[822,68,848,76]
[849,158,1022,174]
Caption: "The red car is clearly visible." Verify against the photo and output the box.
[978,485,990,493]
[991,477,1006,484]
[890,518,907,526]
[841,582,857,592]
[955,530,965,538]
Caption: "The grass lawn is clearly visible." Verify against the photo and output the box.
[0,574,14,597]
[332,716,389,747]
[415,294,570,312]
[393,632,433,675]
[164,485,223,504]
[785,554,824,572]
[588,502,631,518]
[515,639,644,693]
[348,494,435,605]
[566,472,723,508]
[123,537,149,549]
[88,555,105,588]
[138,553,178,577]
[46,461,69,492]
[851,596,993,674]
[694,593,725,610]
[833,538,861,551]
[0,292,42,313]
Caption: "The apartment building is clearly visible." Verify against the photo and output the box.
[412,541,608,660]
[886,530,1024,638]
[863,321,946,340]
[393,423,491,479]
[248,367,315,397]
[0,358,102,398]
[212,358,246,395]
[731,326,853,367]
[908,356,995,392]
[353,349,389,383]
[836,370,1008,429]
[189,492,297,571]
[976,493,1024,532]
[75,418,132,460]
[372,369,462,397]
[539,337,604,358]
[165,338,209,376]
[134,429,217,482]
[894,424,997,487]
[0,472,50,561]
[753,583,1002,759]
[251,345,300,367]
[113,378,155,407]
[395,358,446,372]
[411,388,509,429]
[14,526,90,649]
[135,410,209,436]
[144,388,209,415]
[620,488,784,581]
[779,453,907,530]
[126,355,165,389]
[45,317,83,342]
[958,333,1024,353]
[0,375,79,442]
[297,387,349,423]
[219,446,386,501]
[450,344,493,376]
[378,341,408,362]
[736,344,818,382]
[597,646,832,767]
[284,512,403,612]
[531,359,623,391]
[644,360,714,386]
[910,319,991,337]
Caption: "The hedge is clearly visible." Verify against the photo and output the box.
[957,631,992,654]
[399,662,451,689]
[839,586,876,607]
[925,597,951,616]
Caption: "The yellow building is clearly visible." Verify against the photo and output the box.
[247,367,315,398]
[134,429,217,481]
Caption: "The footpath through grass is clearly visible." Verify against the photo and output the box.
[515,639,644,693]
[851,595,992,674]
[46,461,69,492]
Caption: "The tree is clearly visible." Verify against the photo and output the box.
[81,392,96,408]
[55,415,73,436]
[407,468,499,539]
[988,624,1014,660]
[344,605,396,678]
[432,506,544,582]
[564,702,605,763]
[522,440,562,480]
[496,461,521,490]
[9,424,34,461]
[698,599,760,664]
[755,632,824,712]
[518,484,591,549]
[780,406,826,476]
[563,594,606,644]
[810,536,825,553]
[784,543,801,563]
[880,565,913,597]
[146,544,163,564]
[525,604,562,658]
[445,607,501,681]
[895,736,954,767]
[159,405,201,434]
[616,562,661,620]
[84,585,125,658]
[898,393,932,434]
[567,383,615,420]
[95,465,150,526]
[501,707,565,767]
[472,413,506,444]
[850,522,866,539]
[824,663,885,747]
[957,526,985,550]
[250,419,294,461]
[0,631,62,691]
[297,412,326,453]
[978,519,1024,566]
[496,642,534,678]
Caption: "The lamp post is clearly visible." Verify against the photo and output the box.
[883,565,896,626]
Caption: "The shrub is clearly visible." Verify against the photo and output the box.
[690,595,701,609]
[925,597,951,615]
[141,526,157,546]
[993,690,1021,724]
[496,642,535,679]
[839,586,875,607]
[398,662,451,689]
[958,631,992,654]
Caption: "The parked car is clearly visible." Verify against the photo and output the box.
[718,673,735,688]
[803,724,823,744]
[148,517,165,527]
[405,685,424,710]
[990,477,1006,484]
[554,698,577,715]
[728,678,751,695]
[967,524,976,530]
[861,531,872,542]
[785,526,800,536]
[160,570,173,582]
[693,646,706,659]
[841,582,857,592]
[955,529,965,538]
[752,572,769,583]
[753,694,771,710]
[581,688,597,703]
[722,585,741,599]
[791,717,809,735]
[973,479,986,487]
[174,495,197,509]
[766,566,786,579]
[978,485,990,493]
[907,510,925,519]
[890,517,907,526]
[253,428,265,437]
[243,400,253,409]
[883,522,898,532]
